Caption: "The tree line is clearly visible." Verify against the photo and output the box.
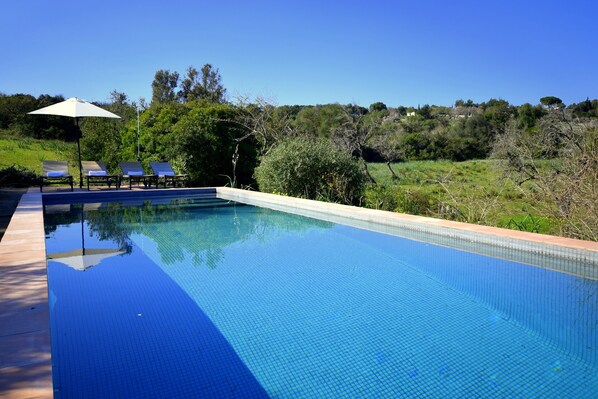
[2,76,595,167]
[1,64,597,239]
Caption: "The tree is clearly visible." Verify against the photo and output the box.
[331,104,377,183]
[369,102,387,112]
[151,70,179,104]
[80,91,136,170]
[0,93,80,140]
[178,67,199,103]
[293,104,346,138]
[227,96,296,186]
[169,102,252,186]
[370,123,403,179]
[540,96,564,109]
[293,106,320,137]
[179,64,226,103]
[232,96,296,155]
[569,97,598,118]
[445,113,494,161]
[493,116,598,241]
[416,104,432,119]
[516,103,545,130]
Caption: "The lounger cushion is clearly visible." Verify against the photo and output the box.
[128,171,143,176]
[159,172,175,176]
[88,171,107,176]
[47,171,65,177]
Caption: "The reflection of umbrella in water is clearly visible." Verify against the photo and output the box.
[46,204,124,271]
[47,247,125,271]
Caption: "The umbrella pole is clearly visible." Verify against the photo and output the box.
[75,118,83,188]
[81,206,86,256]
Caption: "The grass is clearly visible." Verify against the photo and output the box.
[0,134,557,234]
[367,160,555,235]
[0,135,77,173]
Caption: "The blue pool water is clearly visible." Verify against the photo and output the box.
[43,197,598,398]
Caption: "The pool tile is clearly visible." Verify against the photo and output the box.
[43,197,598,397]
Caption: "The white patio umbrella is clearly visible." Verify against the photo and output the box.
[28,97,121,188]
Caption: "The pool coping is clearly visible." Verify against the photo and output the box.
[1,186,597,398]
[0,189,51,398]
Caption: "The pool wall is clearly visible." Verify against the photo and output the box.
[43,187,217,205]
[1,186,598,397]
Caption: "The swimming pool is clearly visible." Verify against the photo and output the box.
[43,195,598,398]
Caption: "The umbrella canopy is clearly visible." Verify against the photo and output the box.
[28,97,121,118]
[28,97,121,188]
[47,248,125,271]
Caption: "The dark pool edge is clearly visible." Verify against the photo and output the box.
[42,187,216,204]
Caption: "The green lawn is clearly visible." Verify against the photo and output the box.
[0,135,76,173]
[367,160,555,234]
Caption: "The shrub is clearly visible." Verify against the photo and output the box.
[363,184,399,211]
[364,184,434,214]
[0,165,38,187]
[254,137,365,204]
[395,190,433,215]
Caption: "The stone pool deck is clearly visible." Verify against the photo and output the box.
[0,189,51,399]
[1,186,597,398]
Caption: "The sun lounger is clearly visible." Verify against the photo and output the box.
[150,162,188,188]
[82,161,119,191]
[119,162,156,189]
[40,161,73,192]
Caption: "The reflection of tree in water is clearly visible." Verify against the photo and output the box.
[191,247,224,270]
[43,205,80,235]
[135,200,333,269]
[80,198,333,270]
[84,202,143,254]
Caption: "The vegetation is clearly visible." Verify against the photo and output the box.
[493,117,598,241]
[0,135,75,172]
[364,160,554,234]
[255,137,365,204]
[1,63,597,240]
[0,165,38,187]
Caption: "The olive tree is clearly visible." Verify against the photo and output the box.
[493,114,598,241]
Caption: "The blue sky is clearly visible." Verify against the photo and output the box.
[2,0,596,107]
